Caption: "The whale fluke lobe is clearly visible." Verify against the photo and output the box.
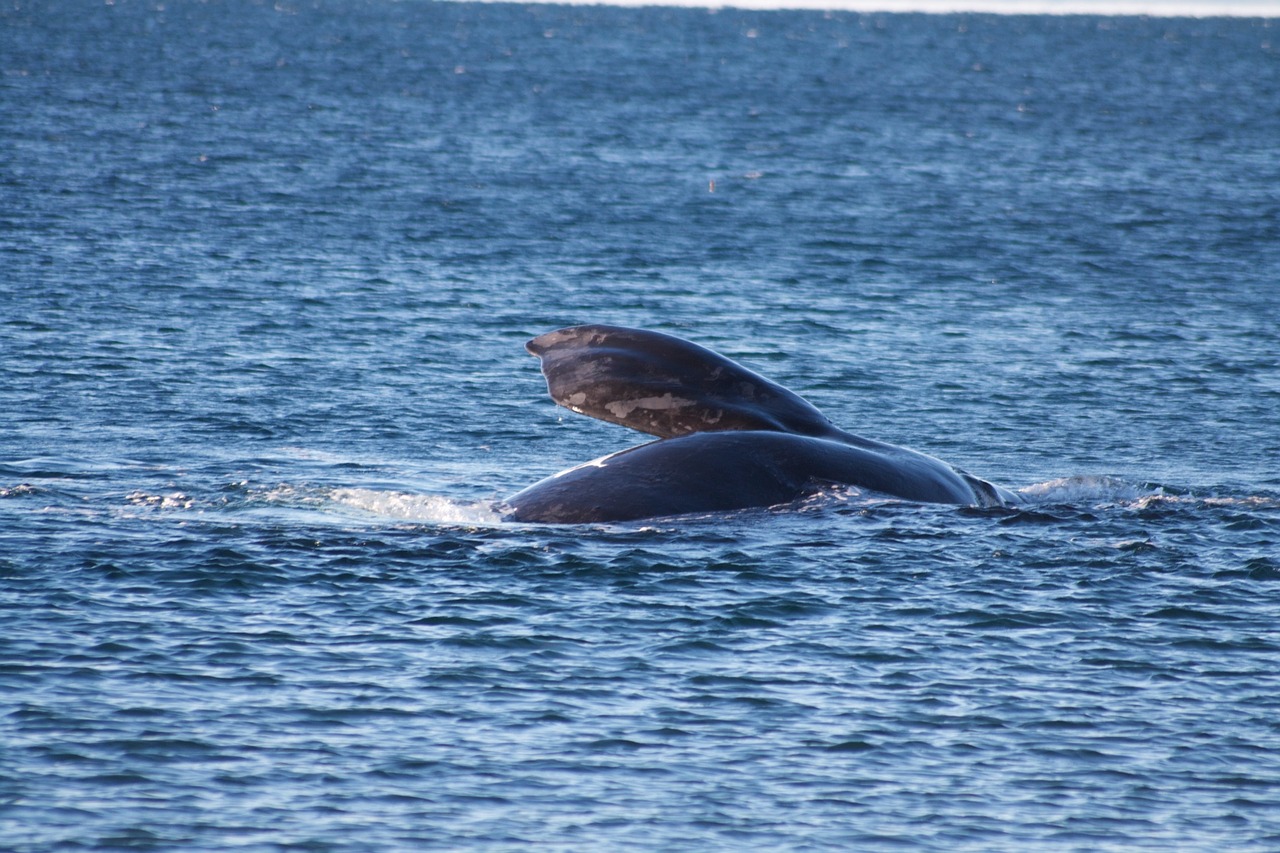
[526,324,837,439]
[505,324,1021,523]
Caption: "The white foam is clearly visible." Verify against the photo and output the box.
[1017,475,1154,504]
[327,488,503,526]
[125,490,196,510]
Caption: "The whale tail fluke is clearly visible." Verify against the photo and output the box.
[526,324,839,440]
[506,323,1024,520]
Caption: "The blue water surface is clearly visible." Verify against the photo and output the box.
[3,2,1280,849]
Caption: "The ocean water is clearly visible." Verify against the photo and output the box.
[3,2,1280,849]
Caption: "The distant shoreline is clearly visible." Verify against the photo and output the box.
[447,0,1280,19]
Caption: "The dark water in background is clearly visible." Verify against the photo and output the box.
[3,1,1280,849]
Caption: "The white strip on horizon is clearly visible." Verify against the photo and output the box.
[459,0,1280,18]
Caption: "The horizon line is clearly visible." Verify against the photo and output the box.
[455,0,1280,18]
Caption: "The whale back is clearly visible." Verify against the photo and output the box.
[501,431,992,523]
[526,324,838,440]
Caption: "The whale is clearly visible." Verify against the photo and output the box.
[499,324,1021,523]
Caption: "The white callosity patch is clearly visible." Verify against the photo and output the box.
[603,394,697,421]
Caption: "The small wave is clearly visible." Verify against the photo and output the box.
[125,490,196,510]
